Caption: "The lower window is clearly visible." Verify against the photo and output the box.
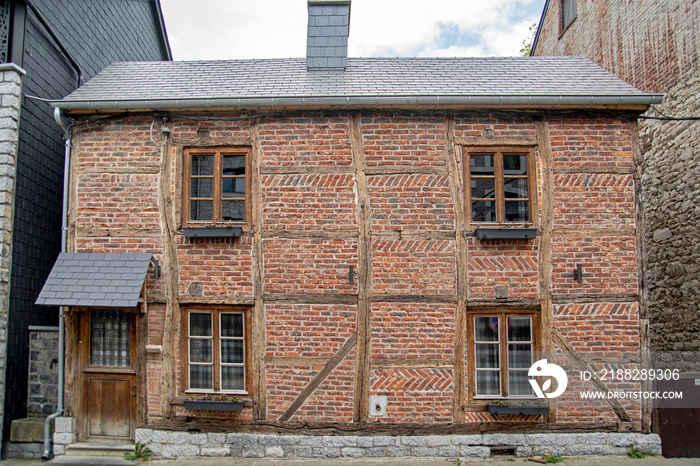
[468,310,539,399]
[182,306,251,394]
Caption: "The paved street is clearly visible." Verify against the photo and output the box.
[1,454,700,465]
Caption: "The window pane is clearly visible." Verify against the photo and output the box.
[472,200,496,222]
[476,343,499,369]
[503,154,528,175]
[189,365,212,390]
[470,154,495,176]
[221,340,244,364]
[471,178,496,200]
[221,366,245,391]
[189,339,212,363]
[504,178,529,199]
[476,370,500,396]
[221,200,245,222]
[222,178,245,198]
[223,155,246,176]
[90,310,131,367]
[508,343,532,369]
[190,200,213,221]
[221,313,244,337]
[505,201,529,222]
[475,317,499,342]
[508,317,532,342]
[508,370,533,396]
[190,313,212,337]
[191,155,214,176]
[191,178,213,198]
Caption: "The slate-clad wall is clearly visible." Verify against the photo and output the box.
[68,111,641,438]
[532,0,700,355]
[3,0,169,445]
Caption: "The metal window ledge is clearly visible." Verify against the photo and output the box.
[183,226,243,238]
[474,227,537,240]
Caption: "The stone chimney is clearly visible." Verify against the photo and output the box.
[306,0,351,71]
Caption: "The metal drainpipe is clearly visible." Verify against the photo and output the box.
[42,108,71,460]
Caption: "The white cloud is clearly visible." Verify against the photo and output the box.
[160,0,544,61]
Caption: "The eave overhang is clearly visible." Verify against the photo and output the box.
[51,94,663,115]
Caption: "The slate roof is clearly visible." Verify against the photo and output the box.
[52,56,661,111]
[36,253,152,308]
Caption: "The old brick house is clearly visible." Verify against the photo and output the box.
[36,0,665,460]
[531,0,700,456]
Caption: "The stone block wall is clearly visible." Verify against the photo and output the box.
[27,326,59,416]
[532,0,700,357]
[0,63,24,448]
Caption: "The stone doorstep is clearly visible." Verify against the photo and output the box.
[48,456,136,465]
[9,417,51,443]
[65,442,135,458]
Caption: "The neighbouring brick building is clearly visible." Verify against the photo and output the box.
[0,0,171,458]
[531,0,700,456]
[37,0,666,460]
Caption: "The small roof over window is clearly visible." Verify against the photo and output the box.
[36,252,152,308]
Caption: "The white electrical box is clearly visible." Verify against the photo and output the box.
[369,395,387,417]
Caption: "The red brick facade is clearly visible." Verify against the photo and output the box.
[66,110,643,431]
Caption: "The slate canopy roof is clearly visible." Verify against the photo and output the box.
[36,253,152,308]
[52,56,662,112]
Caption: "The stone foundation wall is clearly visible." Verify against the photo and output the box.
[51,417,662,459]
[134,429,661,459]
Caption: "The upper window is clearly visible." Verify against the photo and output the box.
[562,0,577,30]
[184,148,250,225]
[468,310,539,399]
[464,146,536,225]
[183,306,251,394]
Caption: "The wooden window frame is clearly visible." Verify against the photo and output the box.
[180,305,253,396]
[561,0,577,34]
[463,146,537,227]
[183,147,252,227]
[467,309,540,402]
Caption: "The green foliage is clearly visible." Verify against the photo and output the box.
[520,23,538,56]
[124,442,152,462]
[627,445,646,458]
[544,453,564,463]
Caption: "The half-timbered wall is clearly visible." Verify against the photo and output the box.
[65,110,642,431]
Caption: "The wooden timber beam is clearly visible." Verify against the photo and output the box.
[445,114,468,422]
[350,113,372,423]
[158,124,180,420]
[553,330,632,422]
[251,120,267,420]
[534,117,556,421]
[278,333,357,422]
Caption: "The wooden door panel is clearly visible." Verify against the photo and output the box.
[86,375,134,440]
[79,310,137,443]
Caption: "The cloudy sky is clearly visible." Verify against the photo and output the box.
[159,0,546,61]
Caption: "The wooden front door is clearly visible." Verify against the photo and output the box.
[80,310,136,443]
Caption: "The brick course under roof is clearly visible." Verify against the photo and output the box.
[52,56,661,111]
[36,253,152,308]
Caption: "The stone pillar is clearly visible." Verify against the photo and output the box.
[0,63,25,447]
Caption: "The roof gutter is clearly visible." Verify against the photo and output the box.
[51,94,663,113]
